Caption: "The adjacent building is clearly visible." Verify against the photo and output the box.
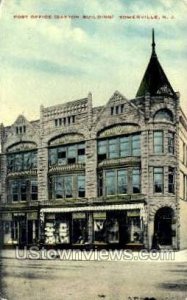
[0,30,187,250]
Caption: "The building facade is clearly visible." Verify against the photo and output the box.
[0,31,187,250]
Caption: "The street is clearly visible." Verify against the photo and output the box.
[0,250,187,300]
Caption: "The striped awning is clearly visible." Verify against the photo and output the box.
[40,203,146,221]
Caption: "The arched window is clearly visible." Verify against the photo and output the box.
[154,109,173,122]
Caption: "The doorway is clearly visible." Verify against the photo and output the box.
[154,207,174,246]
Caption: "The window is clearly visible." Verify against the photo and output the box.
[98,134,141,162]
[101,168,141,196]
[120,136,130,157]
[120,104,124,114]
[168,167,175,194]
[9,179,38,202]
[31,181,38,200]
[49,143,85,166]
[77,175,85,197]
[67,145,76,164]
[16,126,26,134]
[64,176,73,198]
[154,131,163,154]
[154,109,173,122]
[50,175,85,199]
[108,139,118,159]
[110,105,124,115]
[55,116,76,127]
[12,182,19,202]
[132,168,141,193]
[154,168,164,193]
[106,171,115,195]
[98,140,107,161]
[7,151,37,173]
[168,132,174,154]
[77,144,85,163]
[20,181,27,201]
[132,135,141,156]
[117,169,128,194]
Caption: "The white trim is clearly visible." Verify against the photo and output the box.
[41,204,144,213]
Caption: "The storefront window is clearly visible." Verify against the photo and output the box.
[154,131,163,154]
[72,213,88,244]
[44,221,56,245]
[94,213,107,244]
[154,167,164,193]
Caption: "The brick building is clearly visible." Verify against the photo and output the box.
[0,30,187,250]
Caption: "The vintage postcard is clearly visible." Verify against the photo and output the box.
[0,1,187,300]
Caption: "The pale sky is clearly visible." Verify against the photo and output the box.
[0,0,187,125]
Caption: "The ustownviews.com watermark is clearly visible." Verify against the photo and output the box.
[15,246,175,261]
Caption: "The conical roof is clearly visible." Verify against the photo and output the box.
[136,30,176,98]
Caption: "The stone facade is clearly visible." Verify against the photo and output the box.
[0,31,187,250]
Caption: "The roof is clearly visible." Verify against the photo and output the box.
[136,30,176,98]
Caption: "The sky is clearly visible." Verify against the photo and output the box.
[0,0,187,125]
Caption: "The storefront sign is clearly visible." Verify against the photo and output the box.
[127,210,140,217]
[72,213,86,219]
[27,212,38,220]
[2,213,12,221]
[93,212,106,219]
[13,213,26,217]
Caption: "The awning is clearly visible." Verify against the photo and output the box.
[40,204,146,222]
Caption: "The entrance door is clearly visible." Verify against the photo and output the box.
[154,207,173,246]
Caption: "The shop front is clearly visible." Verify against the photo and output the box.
[40,204,146,249]
[1,211,38,248]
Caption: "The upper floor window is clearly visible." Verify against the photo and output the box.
[168,167,175,194]
[99,167,141,197]
[54,116,76,127]
[153,131,163,154]
[8,178,38,202]
[7,151,37,173]
[153,167,164,193]
[98,134,141,162]
[49,143,85,166]
[16,125,26,134]
[154,109,173,122]
[168,132,175,154]
[110,104,124,115]
[49,174,85,199]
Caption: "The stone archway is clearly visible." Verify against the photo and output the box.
[153,207,174,247]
